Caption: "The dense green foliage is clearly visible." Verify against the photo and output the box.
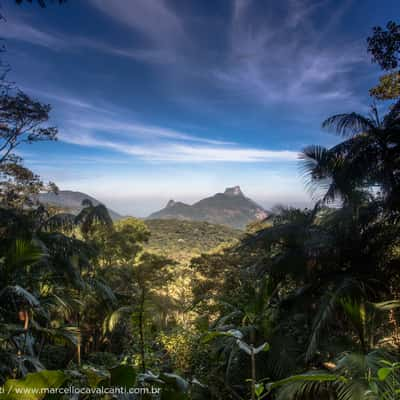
[144,219,242,264]
[1,16,400,400]
[368,21,400,100]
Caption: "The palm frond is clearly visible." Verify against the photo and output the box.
[102,306,134,334]
[86,277,117,305]
[335,349,400,399]
[0,285,40,307]
[6,239,47,270]
[299,145,335,200]
[305,278,362,362]
[274,371,339,400]
[42,213,76,232]
[31,321,80,346]
[322,113,376,137]
[372,300,400,311]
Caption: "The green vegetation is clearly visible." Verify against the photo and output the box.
[1,13,400,400]
[144,218,242,264]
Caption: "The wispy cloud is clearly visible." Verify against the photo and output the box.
[67,119,233,145]
[215,0,366,107]
[22,87,110,113]
[59,131,298,163]
[3,15,178,64]
[88,0,184,47]
[4,0,367,112]
[2,20,65,49]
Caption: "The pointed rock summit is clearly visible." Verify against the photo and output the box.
[148,186,267,229]
[224,185,243,197]
[166,200,176,208]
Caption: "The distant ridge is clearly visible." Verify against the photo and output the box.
[38,190,123,221]
[147,186,267,229]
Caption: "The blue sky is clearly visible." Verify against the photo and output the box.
[2,0,398,216]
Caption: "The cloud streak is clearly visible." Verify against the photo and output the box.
[67,119,233,145]
[88,0,184,47]
[214,0,366,107]
[3,16,179,64]
[60,131,298,163]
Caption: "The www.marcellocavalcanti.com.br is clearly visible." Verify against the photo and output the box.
[0,385,162,396]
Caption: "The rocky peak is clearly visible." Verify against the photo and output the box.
[224,186,243,197]
[166,200,176,208]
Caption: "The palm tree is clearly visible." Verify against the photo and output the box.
[246,201,400,362]
[300,102,400,210]
[0,238,79,378]
[75,199,113,240]
[275,300,400,400]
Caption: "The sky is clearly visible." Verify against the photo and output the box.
[1,0,398,216]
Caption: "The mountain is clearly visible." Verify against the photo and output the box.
[144,219,242,264]
[147,186,267,229]
[37,190,123,221]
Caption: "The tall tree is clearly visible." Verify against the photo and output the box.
[0,91,58,209]
[0,91,57,165]
[301,104,400,210]
[368,21,400,100]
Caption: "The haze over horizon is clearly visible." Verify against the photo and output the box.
[2,0,398,216]
[57,185,311,218]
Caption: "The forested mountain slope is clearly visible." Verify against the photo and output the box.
[148,186,267,229]
[144,218,242,264]
[38,190,123,221]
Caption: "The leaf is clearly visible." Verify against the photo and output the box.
[160,373,189,393]
[7,239,46,269]
[377,367,392,381]
[369,381,379,394]
[266,373,343,393]
[322,112,376,137]
[87,278,117,304]
[110,365,137,389]
[81,365,110,388]
[305,278,359,361]
[254,342,270,354]
[202,329,243,343]
[0,285,40,307]
[103,306,133,334]
[373,300,400,310]
[255,383,264,397]
[1,370,66,400]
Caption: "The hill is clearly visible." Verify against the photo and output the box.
[144,218,242,264]
[147,186,267,229]
[37,190,123,221]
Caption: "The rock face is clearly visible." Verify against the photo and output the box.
[224,186,243,196]
[37,190,122,221]
[147,186,267,229]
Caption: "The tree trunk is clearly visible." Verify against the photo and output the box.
[139,289,146,373]
[251,349,256,400]
[77,263,82,366]
[250,326,256,400]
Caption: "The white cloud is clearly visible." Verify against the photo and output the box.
[88,0,184,47]
[3,15,178,65]
[68,119,233,145]
[214,0,366,107]
[2,20,65,49]
[23,87,107,112]
[59,131,298,163]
